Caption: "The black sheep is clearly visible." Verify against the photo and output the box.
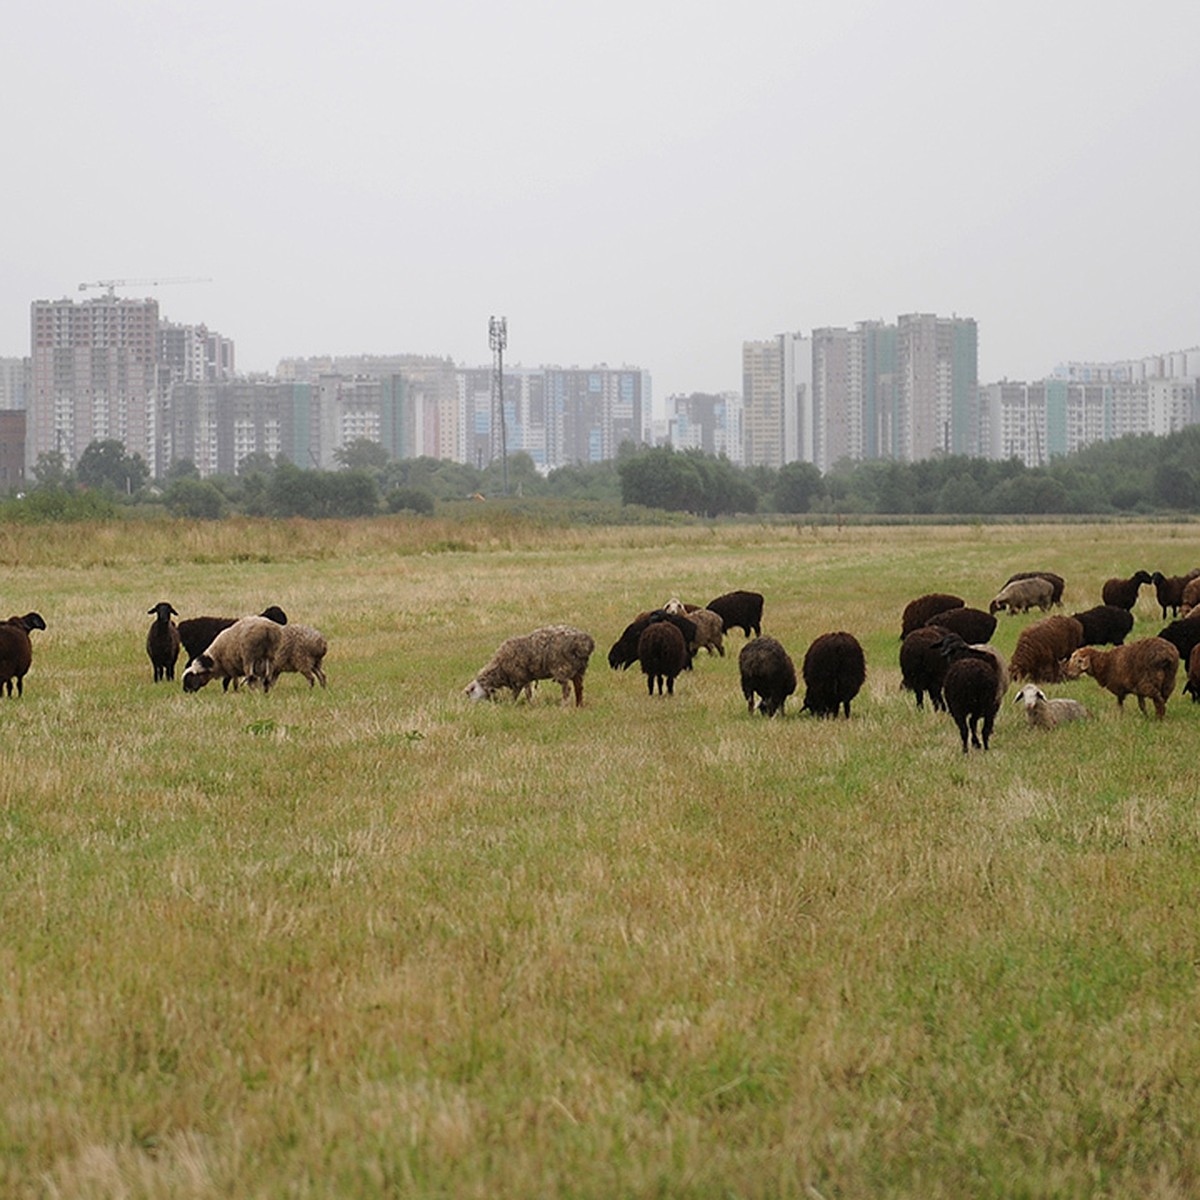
[900,592,963,638]
[608,610,697,671]
[705,590,763,638]
[146,601,181,682]
[1101,571,1152,611]
[0,612,47,698]
[1070,604,1134,647]
[938,636,1001,753]
[1151,571,1190,620]
[900,626,949,711]
[1156,613,1200,664]
[924,606,996,645]
[738,636,796,716]
[637,620,689,696]
[801,631,866,718]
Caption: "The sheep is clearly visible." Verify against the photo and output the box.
[0,612,47,698]
[269,624,328,688]
[900,592,963,638]
[1151,571,1191,620]
[1012,683,1091,729]
[738,636,797,716]
[1100,571,1153,611]
[178,605,288,664]
[988,576,1054,616]
[1063,638,1180,719]
[464,624,594,707]
[1070,604,1134,647]
[637,620,689,696]
[181,616,285,694]
[800,631,866,718]
[1179,575,1200,615]
[146,601,181,682]
[705,590,764,638]
[663,599,725,656]
[1156,613,1200,664]
[1009,615,1084,683]
[924,606,997,644]
[900,626,949,711]
[1004,571,1066,607]
[933,631,1009,707]
[1184,643,1200,702]
[937,637,1001,753]
[608,610,697,670]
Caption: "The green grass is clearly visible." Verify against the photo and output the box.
[2,515,1200,1197]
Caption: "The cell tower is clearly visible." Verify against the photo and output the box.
[489,315,508,496]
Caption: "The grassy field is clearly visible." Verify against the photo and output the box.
[3,514,1200,1198]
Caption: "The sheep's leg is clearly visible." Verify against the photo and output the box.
[558,679,571,706]
[955,715,970,752]
[666,675,675,696]
[571,676,584,707]
[1153,696,1166,719]
[981,712,995,750]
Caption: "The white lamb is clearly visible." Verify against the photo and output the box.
[1013,682,1091,728]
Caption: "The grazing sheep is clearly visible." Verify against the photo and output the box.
[269,624,328,688]
[1009,615,1084,683]
[663,599,725,656]
[1184,643,1200,702]
[900,593,963,638]
[1070,604,1134,647]
[1004,571,1066,606]
[637,620,689,696]
[738,636,797,716]
[1156,613,1200,664]
[937,637,1001,753]
[705,590,764,638]
[933,631,1009,707]
[182,616,284,694]
[900,626,949,711]
[0,612,47,698]
[178,605,288,664]
[1151,571,1191,620]
[988,576,1054,616]
[464,624,594,707]
[800,631,866,718]
[608,609,697,670]
[146,601,181,682]
[1012,683,1091,728]
[1063,638,1180,719]
[1100,571,1153,611]
[925,606,997,644]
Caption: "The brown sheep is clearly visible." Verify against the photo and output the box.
[1009,615,1084,683]
[1063,638,1180,719]
[1180,575,1200,615]
[1101,571,1152,611]
[638,620,689,696]
[1151,572,1191,620]
[0,613,47,698]
[900,593,964,638]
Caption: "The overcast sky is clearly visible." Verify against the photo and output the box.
[4,1,1198,408]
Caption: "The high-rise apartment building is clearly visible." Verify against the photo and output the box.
[665,392,743,462]
[29,296,161,473]
[742,334,810,469]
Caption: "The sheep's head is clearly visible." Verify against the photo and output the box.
[1134,570,1153,586]
[463,678,491,702]
[1013,683,1046,708]
[1062,648,1093,680]
[663,597,685,615]
[182,655,216,692]
[148,601,178,620]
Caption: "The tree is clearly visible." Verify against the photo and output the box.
[164,478,225,519]
[773,461,824,513]
[76,440,149,495]
[32,450,72,490]
[238,451,276,478]
[334,438,389,472]
[386,486,436,515]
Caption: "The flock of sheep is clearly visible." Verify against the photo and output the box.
[4,568,1198,756]
[460,568,1200,755]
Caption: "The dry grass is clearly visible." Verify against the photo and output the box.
[2,515,1200,1197]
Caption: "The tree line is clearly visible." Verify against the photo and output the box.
[6,428,1200,521]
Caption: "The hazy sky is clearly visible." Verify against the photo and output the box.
[4,1,1198,408]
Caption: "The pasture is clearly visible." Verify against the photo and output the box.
[2,515,1200,1198]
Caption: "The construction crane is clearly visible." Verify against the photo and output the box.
[77,276,213,298]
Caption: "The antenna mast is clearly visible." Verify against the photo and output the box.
[489,315,508,496]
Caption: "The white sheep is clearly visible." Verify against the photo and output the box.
[465,624,595,707]
[266,624,328,688]
[1012,683,1091,728]
[989,576,1055,615]
[182,616,283,693]
[663,598,726,657]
